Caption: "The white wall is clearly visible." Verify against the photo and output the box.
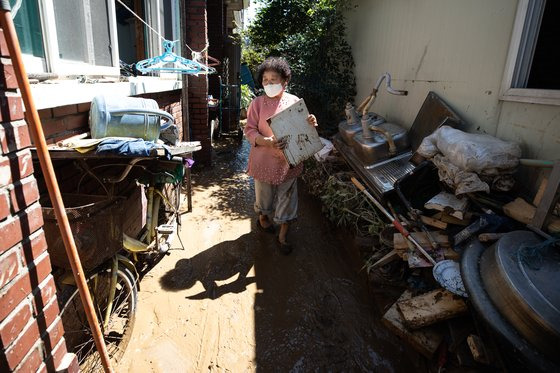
[346,0,560,160]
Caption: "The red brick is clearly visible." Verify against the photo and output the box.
[0,148,34,187]
[76,102,91,113]
[0,94,24,122]
[0,58,18,90]
[5,319,41,369]
[0,29,9,57]
[0,189,8,220]
[0,300,32,347]
[0,202,43,253]
[0,247,20,288]
[55,351,79,373]
[31,275,57,317]
[0,120,31,155]
[52,105,78,118]
[43,317,64,352]
[37,108,52,119]
[0,253,52,321]
[8,176,39,214]
[39,118,65,138]
[14,344,43,373]
[47,337,68,372]
[38,298,60,334]
[63,113,88,131]
[20,229,48,267]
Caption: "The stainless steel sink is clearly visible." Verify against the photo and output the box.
[351,122,409,165]
[338,112,385,146]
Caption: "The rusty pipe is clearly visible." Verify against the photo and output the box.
[369,125,397,156]
[0,5,114,373]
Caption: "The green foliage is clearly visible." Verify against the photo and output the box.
[240,84,255,109]
[245,0,356,134]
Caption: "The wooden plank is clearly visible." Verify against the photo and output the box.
[420,215,448,230]
[533,176,549,206]
[504,197,560,233]
[439,212,471,226]
[467,334,491,364]
[393,231,450,252]
[371,249,400,268]
[397,289,468,329]
[381,291,444,358]
[425,192,468,220]
[443,248,460,261]
[531,160,560,229]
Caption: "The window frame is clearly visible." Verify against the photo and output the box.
[500,0,560,106]
[24,0,120,76]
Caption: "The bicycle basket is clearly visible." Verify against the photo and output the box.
[41,194,125,270]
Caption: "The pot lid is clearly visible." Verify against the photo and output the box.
[480,230,560,360]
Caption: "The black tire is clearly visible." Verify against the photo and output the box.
[58,266,137,372]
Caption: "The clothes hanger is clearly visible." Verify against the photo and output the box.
[136,40,216,75]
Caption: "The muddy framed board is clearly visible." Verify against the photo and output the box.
[268,99,323,167]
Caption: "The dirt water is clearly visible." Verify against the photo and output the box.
[118,139,418,372]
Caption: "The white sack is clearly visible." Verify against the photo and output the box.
[418,126,521,172]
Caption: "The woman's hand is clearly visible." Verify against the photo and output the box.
[256,135,288,149]
[307,114,318,127]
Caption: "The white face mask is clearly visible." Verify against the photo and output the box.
[263,83,284,98]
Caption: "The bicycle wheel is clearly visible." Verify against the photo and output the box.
[158,181,182,225]
[59,265,137,372]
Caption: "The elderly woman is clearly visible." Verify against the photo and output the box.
[244,57,317,255]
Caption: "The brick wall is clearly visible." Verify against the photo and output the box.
[186,0,212,165]
[0,29,77,372]
[207,0,224,100]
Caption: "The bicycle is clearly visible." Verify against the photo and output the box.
[54,156,185,372]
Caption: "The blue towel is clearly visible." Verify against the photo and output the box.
[96,138,171,159]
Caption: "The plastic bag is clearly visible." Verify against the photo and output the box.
[314,137,334,162]
[418,126,521,172]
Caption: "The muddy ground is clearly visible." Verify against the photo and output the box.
[118,139,420,372]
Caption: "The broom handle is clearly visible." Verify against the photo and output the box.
[351,177,437,265]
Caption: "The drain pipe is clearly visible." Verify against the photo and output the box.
[0,4,113,373]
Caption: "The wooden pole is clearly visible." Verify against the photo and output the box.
[0,5,114,373]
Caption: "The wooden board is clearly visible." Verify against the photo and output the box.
[393,231,450,252]
[397,289,468,329]
[268,99,323,166]
[503,197,560,233]
[381,291,443,358]
[425,192,468,220]
[420,215,448,230]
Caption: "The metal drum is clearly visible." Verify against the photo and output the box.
[89,95,174,141]
[480,230,560,361]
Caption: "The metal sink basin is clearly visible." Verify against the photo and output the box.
[338,112,385,146]
[351,122,409,165]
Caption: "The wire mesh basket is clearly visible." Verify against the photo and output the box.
[41,194,125,270]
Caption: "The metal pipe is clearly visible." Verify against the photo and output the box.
[369,125,397,156]
[351,177,437,265]
[519,158,555,168]
[0,5,114,372]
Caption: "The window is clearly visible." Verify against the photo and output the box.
[500,0,560,105]
[12,0,119,76]
[14,0,181,78]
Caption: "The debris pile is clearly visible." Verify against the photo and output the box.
[307,96,560,372]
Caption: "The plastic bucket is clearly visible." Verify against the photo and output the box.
[89,95,174,141]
